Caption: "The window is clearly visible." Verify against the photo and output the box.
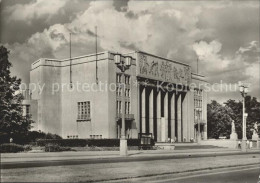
[119,101,122,113]
[127,102,130,114]
[124,75,130,84]
[117,73,130,84]
[117,101,122,114]
[194,89,202,109]
[116,86,120,96]
[125,89,128,97]
[116,73,121,83]
[77,101,91,121]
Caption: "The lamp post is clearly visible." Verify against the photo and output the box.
[114,54,132,156]
[239,84,248,152]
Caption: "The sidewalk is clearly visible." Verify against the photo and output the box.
[1,147,260,164]
[1,148,260,182]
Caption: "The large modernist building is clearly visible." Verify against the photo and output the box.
[23,51,208,142]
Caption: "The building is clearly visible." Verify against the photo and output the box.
[26,51,208,142]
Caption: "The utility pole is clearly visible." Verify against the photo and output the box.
[197,57,199,74]
[95,26,98,84]
[114,54,132,156]
[239,84,249,151]
[196,57,200,143]
[70,33,72,88]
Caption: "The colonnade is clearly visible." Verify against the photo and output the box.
[139,84,195,142]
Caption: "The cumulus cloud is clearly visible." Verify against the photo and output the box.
[193,40,230,72]
[237,41,260,54]
[2,0,259,102]
[193,39,259,102]
[5,0,67,23]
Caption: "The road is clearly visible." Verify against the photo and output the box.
[2,150,259,169]
[114,164,260,183]
[1,152,260,182]
[174,166,260,183]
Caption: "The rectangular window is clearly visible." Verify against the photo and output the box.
[125,75,130,84]
[116,86,120,96]
[77,101,91,121]
[128,102,130,114]
[125,89,128,97]
[119,101,122,113]
[116,73,121,83]
[128,89,131,97]
[125,102,127,114]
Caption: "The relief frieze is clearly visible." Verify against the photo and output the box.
[138,53,191,85]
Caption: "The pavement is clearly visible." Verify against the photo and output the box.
[106,164,260,183]
[1,148,260,169]
[1,148,260,182]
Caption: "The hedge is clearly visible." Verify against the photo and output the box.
[0,131,62,145]
[36,139,155,147]
[0,143,25,153]
[44,144,75,152]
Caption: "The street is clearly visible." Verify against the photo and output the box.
[172,166,260,183]
[1,151,260,182]
[112,164,260,183]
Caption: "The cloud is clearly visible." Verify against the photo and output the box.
[193,39,259,102]
[237,41,260,54]
[5,0,67,23]
[193,40,230,73]
[3,0,259,102]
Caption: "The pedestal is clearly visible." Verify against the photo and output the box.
[197,134,201,145]
[230,133,238,140]
[252,134,259,141]
[120,139,128,156]
[241,140,247,152]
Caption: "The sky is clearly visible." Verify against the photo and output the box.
[0,0,259,103]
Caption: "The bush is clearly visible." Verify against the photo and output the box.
[37,139,154,147]
[45,133,62,140]
[38,139,87,147]
[23,145,32,151]
[44,144,74,152]
[0,143,25,153]
[0,133,9,144]
[0,131,63,145]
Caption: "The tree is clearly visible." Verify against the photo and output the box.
[0,46,34,143]
[224,99,242,139]
[208,97,260,139]
[207,100,233,139]
[225,96,260,139]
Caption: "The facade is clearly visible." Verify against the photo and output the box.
[26,51,208,142]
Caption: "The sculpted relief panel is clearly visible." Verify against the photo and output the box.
[138,53,191,85]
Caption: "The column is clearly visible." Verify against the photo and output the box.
[182,93,188,142]
[188,90,195,141]
[157,90,161,142]
[170,92,175,141]
[177,93,182,142]
[203,124,207,140]
[149,88,154,137]
[141,86,146,133]
[203,91,207,140]
[164,92,168,142]
[117,123,121,139]
[137,83,141,135]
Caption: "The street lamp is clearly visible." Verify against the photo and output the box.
[239,84,249,152]
[114,54,132,156]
